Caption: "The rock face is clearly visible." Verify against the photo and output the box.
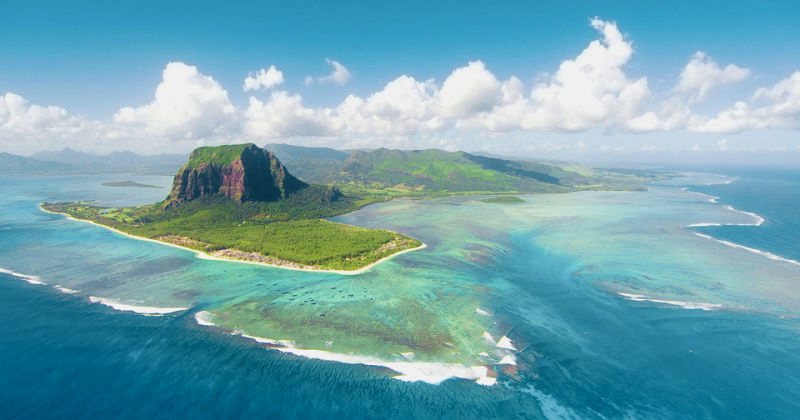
[165,144,308,207]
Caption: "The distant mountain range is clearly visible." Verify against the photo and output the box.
[0,149,186,175]
[265,144,654,194]
[3,143,656,194]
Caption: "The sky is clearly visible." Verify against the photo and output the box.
[1,0,800,163]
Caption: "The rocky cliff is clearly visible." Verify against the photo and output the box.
[165,143,308,207]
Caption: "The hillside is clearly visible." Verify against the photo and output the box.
[268,145,656,195]
[0,153,80,175]
[264,143,351,184]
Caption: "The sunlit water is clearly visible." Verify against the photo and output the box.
[1,171,799,419]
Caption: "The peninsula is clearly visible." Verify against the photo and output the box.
[43,143,423,272]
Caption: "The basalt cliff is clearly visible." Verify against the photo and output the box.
[165,143,309,207]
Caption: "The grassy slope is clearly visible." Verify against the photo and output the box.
[271,147,659,197]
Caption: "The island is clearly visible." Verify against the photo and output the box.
[41,143,661,273]
[102,181,162,188]
[478,196,526,204]
[43,143,423,273]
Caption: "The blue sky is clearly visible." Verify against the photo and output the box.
[2,1,800,160]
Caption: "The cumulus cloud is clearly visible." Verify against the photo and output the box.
[244,91,338,138]
[676,51,750,103]
[114,62,237,139]
[690,71,800,133]
[243,65,284,91]
[523,18,650,131]
[0,92,108,154]
[5,18,800,155]
[436,61,502,118]
[308,58,351,86]
[465,18,650,132]
[335,75,442,135]
[625,52,749,132]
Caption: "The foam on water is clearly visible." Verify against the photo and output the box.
[193,311,216,326]
[618,292,723,311]
[88,296,189,315]
[54,285,79,294]
[691,232,800,266]
[232,331,497,386]
[496,336,517,351]
[0,267,45,285]
[497,355,517,366]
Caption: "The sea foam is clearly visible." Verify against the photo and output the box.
[194,311,216,326]
[89,296,189,315]
[54,285,79,294]
[691,233,800,266]
[618,292,722,311]
[681,190,800,266]
[232,331,497,386]
[0,267,45,285]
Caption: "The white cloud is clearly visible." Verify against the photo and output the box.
[717,139,728,151]
[243,65,284,91]
[676,51,750,103]
[690,71,800,133]
[316,58,351,85]
[1,92,82,134]
[244,91,338,138]
[5,19,800,155]
[0,92,109,154]
[114,62,237,139]
[436,61,502,118]
[625,52,748,132]
[335,75,443,135]
[522,18,650,131]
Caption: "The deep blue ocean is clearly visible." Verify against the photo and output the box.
[1,169,799,419]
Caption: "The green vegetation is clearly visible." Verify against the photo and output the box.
[42,196,421,271]
[478,196,526,204]
[269,146,663,197]
[185,143,253,168]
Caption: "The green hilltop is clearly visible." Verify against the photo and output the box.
[184,143,254,168]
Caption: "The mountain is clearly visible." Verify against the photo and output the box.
[165,143,309,207]
[31,148,186,174]
[264,143,350,162]
[265,145,629,194]
[264,143,351,184]
[0,152,79,174]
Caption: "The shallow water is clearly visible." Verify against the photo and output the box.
[1,171,799,419]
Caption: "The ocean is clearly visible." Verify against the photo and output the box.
[1,169,799,419]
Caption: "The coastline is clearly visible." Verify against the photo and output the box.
[40,205,426,275]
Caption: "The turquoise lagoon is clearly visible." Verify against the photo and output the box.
[1,170,799,419]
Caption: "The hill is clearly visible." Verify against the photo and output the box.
[264,143,350,184]
[0,153,80,175]
[268,145,656,196]
[31,148,186,175]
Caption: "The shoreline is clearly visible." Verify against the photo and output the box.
[40,205,426,275]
